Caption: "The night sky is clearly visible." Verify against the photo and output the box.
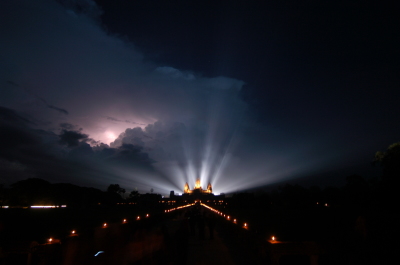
[1,0,399,194]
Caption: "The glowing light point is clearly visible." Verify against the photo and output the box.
[272,236,275,241]
[94,251,104,257]
[123,219,127,223]
[137,216,140,220]
[103,223,107,228]
[146,214,149,217]
[48,238,53,243]
[72,230,76,234]
[105,131,117,142]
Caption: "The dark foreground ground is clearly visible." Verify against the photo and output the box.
[0,204,395,265]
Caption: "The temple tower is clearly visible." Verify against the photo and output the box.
[183,179,212,194]
[206,182,212,193]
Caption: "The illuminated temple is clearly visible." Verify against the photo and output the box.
[184,179,212,194]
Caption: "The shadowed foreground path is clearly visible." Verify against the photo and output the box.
[164,209,265,265]
[186,229,235,265]
[160,214,237,265]
[0,207,263,265]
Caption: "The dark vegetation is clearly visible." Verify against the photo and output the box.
[214,142,400,264]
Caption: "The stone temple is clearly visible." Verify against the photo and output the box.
[183,179,212,194]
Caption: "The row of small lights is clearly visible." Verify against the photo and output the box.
[200,203,248,230]
[162,201,247,229]
[164,202,280,244]
[201,203,282,243]
[205,200,227,206]
[9,201,328,244]
[164,203,195,212]
[1,205,67,209]
[47,214,150,244]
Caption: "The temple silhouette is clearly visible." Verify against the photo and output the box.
[184,179,212,194]
[169,178,218,201]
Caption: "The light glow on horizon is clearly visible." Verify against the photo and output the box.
[31,205,67,208]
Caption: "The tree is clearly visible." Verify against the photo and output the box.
[9,178,51,205]
[0,183,5,206]
[129,190,140,198]
[344,174,370,207]
[107,184,126,195]
[374,142,400,184]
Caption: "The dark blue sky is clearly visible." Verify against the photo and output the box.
[0,0,398,193]
[93,0,400,183]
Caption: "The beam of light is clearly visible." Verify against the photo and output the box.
[90,93,333,195]
[155,161,187,189]
[186,160,197,185]
[210,149,336,194]
[152,90,249,193]
[99,166,181,195]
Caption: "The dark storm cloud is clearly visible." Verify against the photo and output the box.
[0,0,334,192]
[6,80,19,87]
[47,105,69,115]
[0,107,61,181]
[0,106,32,125]
[59,130,89,147]
[0,106,170,191]
[0,0,246,144]
[56,0,103,19]
[5,78,69,115]
[1,0,391,192]
[105,116,145,125]
[60,122,78,130]
[106,116,123,122]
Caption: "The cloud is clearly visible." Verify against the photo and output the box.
[156,66,195,80]
[47,105,69,115]
[105,116,146,125]
[0,106,174,192]
[0,0,245,145]
[59,130,89,147]
[56,0,103,20]
[0,1,346,192]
